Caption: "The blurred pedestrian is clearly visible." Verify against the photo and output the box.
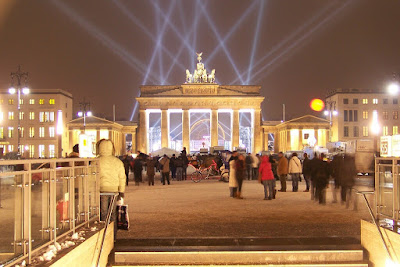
[181,148,188,180]
[310,153,319,200]
[159,154,171,185]
[122,155,131,186]
[175,155,184,181]
[288,152,302,192]
[228,151,238,197]
[259,155,275,200]
[146,156,156,186]
[313,153,330,204]
[133,156,143,186]
[277,152,288,192]
[340,154,356,207]
[170,154,177,180]
[235,154,246,199]
[252,153,260,180]
[245,153,253,180]
[302,153,311,192]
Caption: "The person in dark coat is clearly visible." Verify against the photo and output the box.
[146,156,156,186]
[175,156,184,181]
[170,154,177,180]
[302,153,311,192]
[181,149,189,180]
[133,157,143,186]
[313,153,330,204]
[330,154,344,203]
[340,154,356,207]
[235,154,246,199]
[310,153,319,200]
[122,155,131,186]
[245,153,253,180]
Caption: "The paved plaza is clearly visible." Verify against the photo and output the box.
[119,175,374,240]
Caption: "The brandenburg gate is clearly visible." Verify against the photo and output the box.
[136,53,264,154]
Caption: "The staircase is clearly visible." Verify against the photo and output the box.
[111,237,369,266]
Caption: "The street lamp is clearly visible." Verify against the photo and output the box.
[77,99,92,132]
[8,65,29,156]
[324,100,337,142]
[387,73,400,95]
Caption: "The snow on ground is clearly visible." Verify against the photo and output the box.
[119,175,373,240]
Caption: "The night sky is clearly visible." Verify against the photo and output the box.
[1,0,400,121]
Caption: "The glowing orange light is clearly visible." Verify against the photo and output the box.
[310,99,325,112]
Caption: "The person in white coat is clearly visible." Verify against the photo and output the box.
[228,151,239,197]
[288,152,302,192]
[97,139,126,240]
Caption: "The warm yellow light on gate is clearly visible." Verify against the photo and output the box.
[310,99,325,112]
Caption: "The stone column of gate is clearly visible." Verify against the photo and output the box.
[314,129,319,146]
[182,109,190,153]
[211,109,218,148]
[299,128,303,151]
[274,131,279,153]
[231,109,240,150]
[131,131,137,153]
[253,109,262,153]
[161,109,169,149]
[286,129,291,151]
[138,110,148,154]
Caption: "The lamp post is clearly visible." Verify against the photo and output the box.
[8,65,29,157]
[77,99,92,133]
[323,100,337,142]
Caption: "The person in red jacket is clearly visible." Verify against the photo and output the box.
[259,155,275,200]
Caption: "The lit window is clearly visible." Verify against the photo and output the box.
[49,127,55,137]
[49,99,55,105]
[393,126,398,135]
[383,111,388,120]
[29,99,35,105]
[29,145,34,158]
[19,112,24,120]
[373,98,378,104]
[19,98,24,105]
[49,145,55,158]
[8,111,14,120]
[29,112,35,120]
[29,127,34,138]
[20,127,24,138]
[383,126,388,136]
[39,127,45,138]
[39,99,44,105]
[8,127,14,138]
[39,112,44,122]
[363,111,368,119]
[363,126,369,137]
[394,111,398,120]
[362,98,368,104]
[49,112,55,122]
[8,145,14,152]
[39,145,45,158]
[0,127,3,138]
[19,145,24,153]
[344,126,349,137]
[0,99,3,104]
[8,99,14,105]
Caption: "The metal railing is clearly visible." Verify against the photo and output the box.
[0,158,99,266]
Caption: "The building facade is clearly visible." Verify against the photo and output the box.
[0,89,72,158]
[326,88,399,144]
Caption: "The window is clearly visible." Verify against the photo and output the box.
[49,99,55,105]
[8,99,14,105]
[39,145,45,158]
[363,98,368,104]
[49,127,55,138]
[0,127,3,138]
[353,99,358,104]
[344,110,348,121]
[39,112,44,122]
[349,110,353,121]
[39,127,45,138]
[19,112,24,120]
[354,110,358,122]
[373,98,378,104]
[0,99,3,104]
[39,111,55,122]
[343,98,349,104]
[394,111,398,120]
[393,126,398,135]
[20,127,24,138]
[49,112,55,122]
[49,145,55,158]
[39,99,44,105]
[29,112,35,120]
[29,145,34,158]
[383,111,389,120]
[394,99,398,105]
[383,99,388,104]
[29,127,34,138]
[29,99,35,104]
[363,126,369,137]
[8,145,13,152]
[19,145,24,153]
[8,111,14,120]
[353,126,359,137]
[19,98,24,105]
[344,126,349,137]
[363,111,368,119]
[383,126,388,136]
[8,127,14,138]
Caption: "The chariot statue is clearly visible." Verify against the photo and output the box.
[185,52,216,84]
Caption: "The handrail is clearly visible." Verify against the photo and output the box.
[354,189,397,263]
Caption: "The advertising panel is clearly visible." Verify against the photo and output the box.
[380,136,391,157]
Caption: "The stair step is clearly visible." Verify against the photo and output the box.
[114,250,365,265]
[113,262,369,267]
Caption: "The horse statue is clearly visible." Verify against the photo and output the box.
[186,69,193,83]
[193,69,199,83]
[202,69,208,83]
[208,69,215,83]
